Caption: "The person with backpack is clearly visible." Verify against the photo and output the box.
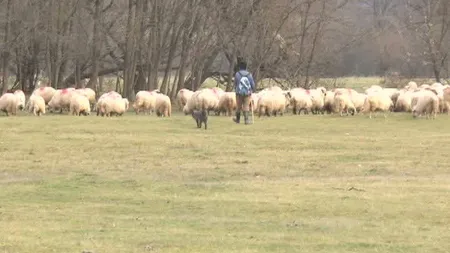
[233,60,256,125]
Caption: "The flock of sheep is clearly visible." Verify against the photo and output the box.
[178,81,450,119]
[0,80,449,120]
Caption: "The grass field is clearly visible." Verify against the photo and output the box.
[1,111,450,253]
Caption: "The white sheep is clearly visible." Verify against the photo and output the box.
[287,88,312,115]
[365,85,383,95]
[412,90,439,119]
[176,88,194,111]
[70,94,91,116]
[133,90,158,115]
[257,90,290,117]
[334,91,356,116]
[0,93,19,116]
[27,94,46,116]
[95,91,123,115]
[32,86,56,105]
[216,92,237,116]
[13,90,26,111]
[405,81,418,91]
[362,92,394,118]
[307,88,325,114]
[154,93,172,117]
[75,88,96,109]
[183,89,218,115]
[100,97,129,117]
[48,88,76,113]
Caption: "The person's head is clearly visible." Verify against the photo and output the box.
[238,61,247,70]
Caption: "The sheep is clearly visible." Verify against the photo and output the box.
[323,90,336,114]
[352,93,368,112]
[395,90,415,112]
[69,94,91,116]
[183,89,218,115]
[431,82,443,90]
[365,85,383,95]
[95,91,123,115]
[100,97,129,117]
[405,81,418,91]
[267,86,283,93]
[0,93,19,116]
[324,88,359,114]
[133,90,158,115]
[287,88,312,115]
[443,87,450,115]
[383,88,400,105]
[75,88,96,110]
[308,88,325,114]
[176,88,194,110]
[334,91,356,116]
[412,90,439,119]
[210,87,225,100]
[27,94,46,116]
[13,90,26,111]
[419,84,430,89]
[154,93,172,117]
[361,92,394,118]
[216,92,237,116]
[257,90,290,117]
[48,88,76,113]
[32,86,56,105]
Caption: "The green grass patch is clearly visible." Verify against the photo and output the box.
[1,111,450,252]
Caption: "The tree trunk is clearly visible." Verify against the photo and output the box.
[1,0,12,94]
[87,0,102,91]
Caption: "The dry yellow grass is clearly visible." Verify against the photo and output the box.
[1,111,450,252]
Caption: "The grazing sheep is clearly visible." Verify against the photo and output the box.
[308,88,325,114]
[334,92,356,116]
[419,84,430,89]
[0,93,19,116]
[405,81,418,91]
[362,92,394,118]
[183,89,218,115]
[267,86,283,93]
[323,90,336,114]
[75,88,96,109]
[443,87,450,115]
[257,90,290,117]
[69,94,91,116]
[383,88,400,105]
[210,87,225,100]
[176,88,194,110]
[13,90,26,111]
[216,92,237,116]
[365,85,383,95]
[133,90,158,115]
[48,88,76,113]
[100,97,129,117]
[32,86,56,105]
[412,90,439,119]
[27,94,46,116]
[395,90,415,112]
[95,91,123,115]
[352,93,368,112]
[155,93,172,117]
[287,88,312,115]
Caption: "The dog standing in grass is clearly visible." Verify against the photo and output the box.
[191,109,208,130]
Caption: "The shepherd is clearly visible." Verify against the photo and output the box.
[233,59,256,125]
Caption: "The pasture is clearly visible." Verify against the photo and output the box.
[1,111,450,253]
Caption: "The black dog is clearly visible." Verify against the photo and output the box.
[191,110,208,130]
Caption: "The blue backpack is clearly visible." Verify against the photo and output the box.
[236,71,252,96]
